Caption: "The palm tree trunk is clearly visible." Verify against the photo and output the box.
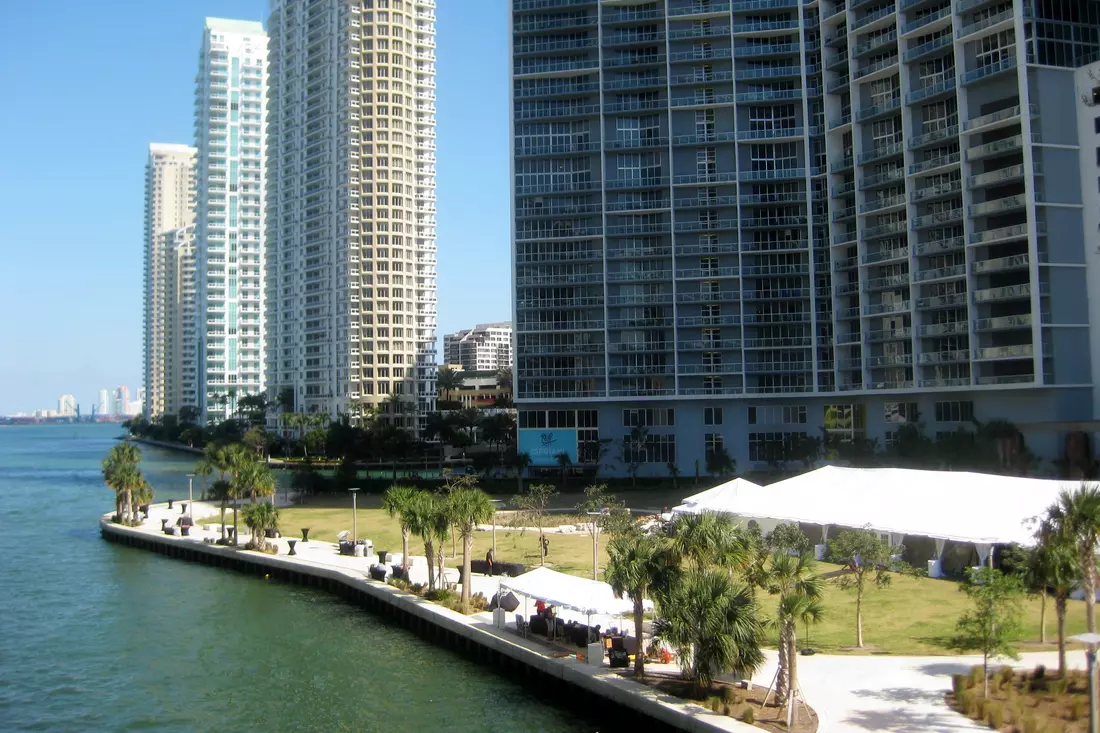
[1085,549,1097,634]
[1056,594,1068,676]
[436,545,446,590]
[787,622,799,724]
[461,532,473,612]
[856,584,865,647]
[401,526,410,570]
[633,597,645,678]
[776,621,789,701]
[425,539,436,592]
[1040,589,1048,643]
[232,506,239,545]
[123,488,132,524]
[219,503,227,541]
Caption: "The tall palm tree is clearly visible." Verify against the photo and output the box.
[495,366,513,393]
[667,511,752,574]
[437,366,463,403]
[763,552,825,707]
[209,478,231,542]
[405,491,449,592]
[606,532,663,678]
[1035,518,1084,674]
[447,485,495,612]
[194,456,216,500]
[1046,483,1100,632]
[229,459,270,543]
[382,484,420,570]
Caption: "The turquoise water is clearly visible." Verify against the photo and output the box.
[0,424,595,732]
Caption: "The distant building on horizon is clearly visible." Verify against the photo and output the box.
[97,389,110,417]
[112,386,130,417]
[57,394,76,417]
[194,17,268,424]
[143,142,197,419]
[443,322,512,373]
[264,0,439,436]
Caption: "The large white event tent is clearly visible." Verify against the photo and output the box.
[672,466,1079,575]
[674,477,765,514]
[499,566,652,617]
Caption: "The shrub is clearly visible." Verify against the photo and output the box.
[411,583,426,595]
[740,707,755,724]
[425,588,456,603]
[721,704,732,716]
[468,592,489,612]
[986,700,1005,729]
[955,688,970,713]
[1050,677,1069,696]
[972,695,987,721]
[706,696,722,712]
[1021,713,1039,733]
[998,665,1015,689]
[1071,695,1087,721]
[721,687,740,704]
[953,675,966,697]
[970,666,986,688]
[390,577,412,591]
[1033,664,1046,680]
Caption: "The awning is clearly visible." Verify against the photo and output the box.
[498,566,651,616]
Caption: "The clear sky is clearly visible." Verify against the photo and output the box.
[0,0,509,415]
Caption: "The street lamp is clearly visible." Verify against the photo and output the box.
[186,473,196,518]
[349,488,360,544]
[1070,632,1100,733]
[490,499,505,559]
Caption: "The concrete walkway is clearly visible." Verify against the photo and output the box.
[751,648,1088,733]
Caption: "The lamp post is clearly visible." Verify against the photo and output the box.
[186,473,195,518]
[490,499,505,558]
[1071,632,1100,733]
[349,487,360,543]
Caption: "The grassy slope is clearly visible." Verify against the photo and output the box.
[245,499,1091,657]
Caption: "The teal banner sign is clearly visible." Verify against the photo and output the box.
[519,429,578,465]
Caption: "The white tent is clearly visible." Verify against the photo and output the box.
[679,466,1079,572]
[498,566,651,616]
[672,477,765,515]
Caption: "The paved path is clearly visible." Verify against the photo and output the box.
[750,649,1088,733]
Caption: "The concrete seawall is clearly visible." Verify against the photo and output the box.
[128,437,203,455]
[100,516,749,733]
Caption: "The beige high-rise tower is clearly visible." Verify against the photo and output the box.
[266,0,438,435]
[143,143,196,418]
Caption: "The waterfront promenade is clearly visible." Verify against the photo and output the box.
[102,500,751,733]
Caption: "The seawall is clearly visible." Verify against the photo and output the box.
[100,516,749,733]
[128,437,203,455]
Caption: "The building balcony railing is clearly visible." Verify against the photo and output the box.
[856,97,902,122]
[678,290,740,303]
[866,327,912,342]
[918,349,969,365]
[963,104,1037,133]
[867,353,913,368]
[918,321,968,337]
[966,134,1030,161]
[864,273,911,291]
[973,283,1034,303]
[911,179,962,202]
[744,361,814,373]
[908,150,960,175]
[968,222,1042,245]
[912,208,963,229]
[677,267,741,279]
[858,141,905,165]
[972,253,1029,275]
[679,363,744,375]
[864,299,911,316]
[606,270,672,282]
[969,162,1038,188]
[913,263,966,282]
[862,247,908,265]
[607,293,673,306]
[860,167,905,190]
[853,54,899,80]
[863,220,908,239]
[914,236,965,256]
[909,124,959,151]
[901,5,951,36]
[679,339,742,350]
[853,30,898,58]
[974,314,1033,331]
[916,292,968,309]
[969,194,1027,217]
[919,377,971,387]
[962,55,1018,85]
[906,76,956,104]
[861,193,907,213]
[903,33,952,62]
[973,344,1034,360]
[678,314,742,327]
[957,7,1022,40]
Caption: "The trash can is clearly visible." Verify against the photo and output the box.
[354,544,365,558]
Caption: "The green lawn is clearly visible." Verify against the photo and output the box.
[235,498,1090,657]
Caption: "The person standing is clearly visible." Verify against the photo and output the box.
[485,547,495,576]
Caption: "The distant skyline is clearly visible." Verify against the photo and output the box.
[0,0,509,415]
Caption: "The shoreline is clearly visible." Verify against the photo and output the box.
[100,506,749,733]
[128,436,203,455]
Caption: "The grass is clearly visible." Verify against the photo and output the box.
[229,496,1092,657]
[772,563,1090,656]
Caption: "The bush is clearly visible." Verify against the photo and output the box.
[953,675,966,696]
[706,696,722,712]
[468,592,489,612]
[970,666,986,688]
[1033,664,1046,680]
[424,588,456,603]
[740,707,755,724]
[1071,695,1087,721]
[998,665,1015,689]
[1050,677,1069,696]
[986,700,1005,729]
[972,695,987,721]
[721,686,740,704]
[955,688,970,713]
[1021,713,1039,733]
[721,704,732,716]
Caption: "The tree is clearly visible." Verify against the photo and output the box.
[495,366,513,392]
[654,568,765,697]
[705,443,736,478]
[405,490,449,592]
[1031,523,1081,675]
[302,428,328,461]
[513,451,532,494]
[423,412,455,470]
[382,484,421,571]
[606,532,662,678]
[243,427,268,459]
[194,456,215,500]
[827,529,900,648]
[480,412,516,459]
[666,461,680,491]
[667,511,753,574]
[229,460,273,544]
[514,483,557,567]
[949,567,1025,697]
[766,522,813,557]
[209,478,231,542]
[762,552,824,713]
[618,426,648,488]
[102,443,146,524]
[555,451,572,493]
[446,478,494,612]
[1045,483,1100,633]
[178,405,201,425]
[436,365,464,404]
[242,502,279,551]
[575,484,630,580]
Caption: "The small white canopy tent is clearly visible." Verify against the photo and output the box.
[677,466,1080,575]
[499,566,651,616]
[671,477,765,516]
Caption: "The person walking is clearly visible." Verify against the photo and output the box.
[485,547,495,576]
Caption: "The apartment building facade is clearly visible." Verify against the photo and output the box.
[511,0,1099,474]
[194,18,268,423]
[142,143,196,418]
[163,225,199,416]
[443,322,514,371]
[265,0,439,435]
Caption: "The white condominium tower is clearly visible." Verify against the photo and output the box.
[443,322,514,371]
[266,0,439,435]
[194,18,268,423]
[163,225,199,416]
[142,143,196,418]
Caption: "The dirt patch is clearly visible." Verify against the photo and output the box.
[627,671,818,732]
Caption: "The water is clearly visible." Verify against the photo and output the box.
[0,424,596,732]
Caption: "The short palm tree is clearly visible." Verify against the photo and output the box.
[606,532,663,678]
[447,486,495,612]
[242,502,279,551]
[209,478,231,542]
[102,443,144,523]
[437,366,463,403]
[763,552,825,706]
[405,491,449,592]
[382,484,420,570]
[1046,483,1100,632]
[667,511,752,573]
[1035,518,1084,674]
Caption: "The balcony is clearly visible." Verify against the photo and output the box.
[920,377,971,387]
[968,222,1039,245]
[963,104,1036,133]
[606,269,672,282]
[744,361,814,373]
[737,167,806,182]
[963,55,1017,85]
[969,162,1037,188]
[864,299,911,316]
[966,134,1029,161]
[915,293,967,309]
[678,290,740,303]
[862,247,908,264]
[974,314,1032,331]
[973,344,1034,360]
[678,314,742,327]
[679,339,742,350]
[973,283,1032,303]
[901,5,951,36]
[866,327,912,342]
[863,220,907,239]
[669,93,735,108]
[972,254,1029,275]
[867,353,913,368]
[906,76,955,105]
[918,350,969,365]
[853,54,899,80]
[957,7,1020,40]
[860,167,905,189]
[903,33,951,62]
[679,363,744,375]
[669,2,734,17]
[743,336,812,348]
[864,273,910,290]
[976,374,1036,385]
[856,97,902,122]
[914,236,965,256]
[676,267,740,279]
[857,141,904,165]
[909,151,960,175]
[911,179,962,202]
[853,30,898,58]
[731,42,802,58]
[969,194,1027,217]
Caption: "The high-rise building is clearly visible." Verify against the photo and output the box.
[510,0,1100,473]
[266,0,439,435]
[97,389,110,417]
[143,143,196,418]
[443,322,513,371]
[163,226,199,417]
[112,386,130,417]
[57,394,76,417]
[194,18,268,423]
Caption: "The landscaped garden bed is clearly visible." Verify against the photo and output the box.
[948,665,1092,732]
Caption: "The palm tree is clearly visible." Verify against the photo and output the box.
[654,568,764,697]
[667,511,752,574]
[382,484,420,571]
[495,366,513,393]
[242,502,279,551]
[229,460,271,544]
[405,491,449,592]
[194,456,215,500]
[763,552,825,708]
[514,451,532,494]
[1046,483,1100,632]
[102,443,144,523]
[423,412,454,471]
[606,532,662,678]
[556,451,572,492]
[437,366,463,403]
[447,484,495,612]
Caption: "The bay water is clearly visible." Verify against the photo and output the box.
[0,424,596,732]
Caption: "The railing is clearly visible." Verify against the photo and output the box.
[973,344,1034,360]
[862,247,908,264]
[962,55,1017,84]
[963,104,1035,132]
[911,179,962,202]
[903,33,951,62]
[913,264,966,282]
[974,314,1032,330]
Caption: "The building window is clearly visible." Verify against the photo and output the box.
[748,405,807,425]
[704,432,724,458]
[934,400,974,422]
[644,434,676,463]
[748,432,808,462]
[884,402,919,423]
[623,408,675,427]
[1094,117,1100,134]
[704,407,723,425]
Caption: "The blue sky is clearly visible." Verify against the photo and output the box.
[0,1,509,415]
